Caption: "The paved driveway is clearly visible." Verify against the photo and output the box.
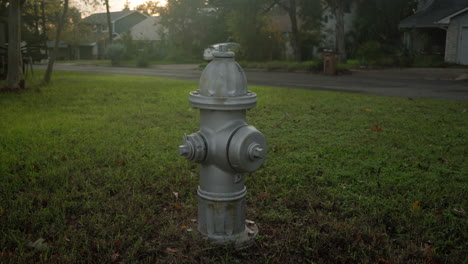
[37,64,468,100]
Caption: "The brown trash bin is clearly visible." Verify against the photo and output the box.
[323,50,337,75]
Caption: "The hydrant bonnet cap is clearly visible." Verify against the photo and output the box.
[191,51,257,110]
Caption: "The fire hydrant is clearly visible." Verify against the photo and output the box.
[178,49,266,248]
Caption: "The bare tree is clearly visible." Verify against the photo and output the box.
[323,0,349,62]
[43,0,69,84]
[104,0,112,46]
[4,0,25,90]
[277,0,301,61]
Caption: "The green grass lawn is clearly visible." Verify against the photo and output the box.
[1,71,467,263]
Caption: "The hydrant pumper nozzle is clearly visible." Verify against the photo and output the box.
[179,50,266,248]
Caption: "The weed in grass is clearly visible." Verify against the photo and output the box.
[0,71,467,263]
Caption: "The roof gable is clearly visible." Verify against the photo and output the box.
[83,10,148,24]
[399,0,468,28]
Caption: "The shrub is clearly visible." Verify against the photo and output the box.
[265,61,285,71]
[302,60,320,72]
[412,55,446,67]
[287,62,301,72]
[356,40,385,66]
[106,43,127,66]
[136,53,150,68]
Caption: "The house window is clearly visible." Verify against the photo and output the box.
[101,24,108,32]
[92,24,97,32]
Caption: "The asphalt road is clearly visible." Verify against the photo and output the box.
[37,63,468,100]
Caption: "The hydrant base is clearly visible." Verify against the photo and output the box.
[203,220,259,249]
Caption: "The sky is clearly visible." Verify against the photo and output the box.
[74,0,166,16]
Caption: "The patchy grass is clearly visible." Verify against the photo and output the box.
[55,59,203,68]
[0,71,467,263]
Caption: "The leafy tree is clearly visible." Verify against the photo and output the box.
[22,0,66,51]
[157,0,229,60]
[321,0,349,62]
[353,0,417,47]
[136,0,160,16]
[227,0,283,60]
[273,0,302,61]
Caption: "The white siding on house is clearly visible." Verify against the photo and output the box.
[128,17,163,41]
[445,19,459,63]
[444,11,468,64]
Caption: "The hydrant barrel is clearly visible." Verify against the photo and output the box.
[179,50,266,248]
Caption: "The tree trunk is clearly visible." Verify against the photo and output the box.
[105,0,112,46]
[288,0,301,61]
[5,0,24,90]
[41,0,47,57]
[43,0,69,84]
[334,0,346,62]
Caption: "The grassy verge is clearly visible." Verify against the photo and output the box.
[55,59,203,68]
[1,71,467,263]
[200,60,354,74]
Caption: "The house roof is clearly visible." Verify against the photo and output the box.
[82,10,147,24]
[399,0,468,28]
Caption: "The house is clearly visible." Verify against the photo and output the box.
[268,2,358,60]
[81,10,149,59]
[399,0,468,65]
[320,3,357,52]
[116,16,163,41]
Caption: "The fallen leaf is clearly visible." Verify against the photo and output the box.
[273,122,282,128]
[28,238,48,251]
[111,252,120,262]
[180,225,187,230]
[257,193,269,200]
[422,243,435,258]
[173,192,179,200]
[114,239,121,248]
[365,108,373,112]
[166,248,179,254]
[378,258,391,264]
[354,233,362,242]
[174,204,182,210]
[372,125,383,132]
[412,200,421,214]
[452,208,466,217]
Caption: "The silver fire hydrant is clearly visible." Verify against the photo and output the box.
[178,50,266,248]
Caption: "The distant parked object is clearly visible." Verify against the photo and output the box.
[203,42,240,61]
